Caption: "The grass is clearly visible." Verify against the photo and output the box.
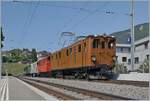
[2,63,27,76]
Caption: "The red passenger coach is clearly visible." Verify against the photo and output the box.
[37,56,51,77]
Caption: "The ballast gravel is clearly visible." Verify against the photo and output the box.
[27,77,149,100]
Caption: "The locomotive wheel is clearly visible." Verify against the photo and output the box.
[98,66,108,80]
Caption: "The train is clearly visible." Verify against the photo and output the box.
[25,35,116,79]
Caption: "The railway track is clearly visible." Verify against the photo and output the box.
[88,79,149,87]
[19,78,79,100]
[19,77,134,100]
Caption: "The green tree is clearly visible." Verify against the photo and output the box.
[10,49,22,62]
[2,56,9,63]
[113,63,128,74]
[31,48,37,62]
[138,59,149,73]
[1,27,5,48]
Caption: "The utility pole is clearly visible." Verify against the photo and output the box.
[0,47,1,79]
[0,1,2,79]
[130,0,135,71]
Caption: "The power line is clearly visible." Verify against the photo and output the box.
[18,2,33,45]
[57,2,89,47]
[12,1,131,51]
[66,1,111,31]
[19,1,40,47]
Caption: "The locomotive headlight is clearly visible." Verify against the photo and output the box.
[113,56,117,62]
[91,55,96,62]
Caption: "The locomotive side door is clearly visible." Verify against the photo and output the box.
[99,37,107,64]
[82,41,87,67]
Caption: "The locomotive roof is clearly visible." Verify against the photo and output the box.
[37,55,50,62]
[52,34,115,54]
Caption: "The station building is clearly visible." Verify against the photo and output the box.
[111,23,149,71]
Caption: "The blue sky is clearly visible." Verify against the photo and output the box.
[2,0,149,52]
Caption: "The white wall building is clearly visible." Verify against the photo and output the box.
[116,36,149,71]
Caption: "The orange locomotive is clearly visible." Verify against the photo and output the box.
[50,35,116,79]
[37,56,51,77]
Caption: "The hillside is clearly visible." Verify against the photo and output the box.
[2,63,27,76]
[111,23,149,44]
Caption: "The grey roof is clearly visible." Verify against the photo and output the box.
[110,23,149,44]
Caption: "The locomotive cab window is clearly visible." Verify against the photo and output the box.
[101,41,105,48]
[108,40,114,49]
[93,39,100,48]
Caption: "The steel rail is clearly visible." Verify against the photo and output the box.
[20,78,79,100]
[21,77,134,100]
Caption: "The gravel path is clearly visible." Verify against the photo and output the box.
[27,77,149,100]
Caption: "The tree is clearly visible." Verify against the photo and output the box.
[2,56,9,63]
[31,48,37,62]
[1,27,5,48]
[138,59,149,73]
[113,63,128,74]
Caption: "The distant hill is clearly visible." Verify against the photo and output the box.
[110,22,149,44]
[2,63,27,76]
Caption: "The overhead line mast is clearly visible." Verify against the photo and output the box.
[131,0,135,71]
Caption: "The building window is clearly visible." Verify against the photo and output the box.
[144,43,148,49]
[120,48,123,52]
[128,59,131,64]
[122,57,127,62]
[116,47,130,53]
[135,57,139,64]
[116,47,121,52]
[146,55,149,60]
[78,44,81,52]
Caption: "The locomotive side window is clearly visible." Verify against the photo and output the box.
[78,44,81,52]
[101,41,105,48]
[51,56,53,60]
[93,39,100,48]
[83,43,86,52]
[48,56,50,60]
[66,49,69,56]
[70,48,72,55]
[56,54,58,59]
[74,47,76,64]
[59,52,61,58]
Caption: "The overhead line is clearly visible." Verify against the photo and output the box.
[57,2,89,48]
[20,1,40,47]
[66,1,111,31]
[19,2,33,45]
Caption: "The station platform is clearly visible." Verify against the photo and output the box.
[0,76,58,101]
